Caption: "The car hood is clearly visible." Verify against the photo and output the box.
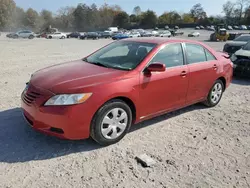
[30,60,127,93]
[235,49,250,56]
[225,41,247,46]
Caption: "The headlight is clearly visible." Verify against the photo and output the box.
[230,54,237,62]
[44,93,92,106]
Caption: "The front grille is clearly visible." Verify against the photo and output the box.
[22,89,41,106]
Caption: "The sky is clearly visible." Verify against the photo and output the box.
[14,0,227,16]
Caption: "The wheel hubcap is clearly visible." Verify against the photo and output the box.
[101,108,128,140]
[211,83,223,104]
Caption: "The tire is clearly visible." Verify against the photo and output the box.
[28,35,34,39]
[61,36,65,39]
[203,80,224,107]
[49,36,52,39]
[90,99,133,146]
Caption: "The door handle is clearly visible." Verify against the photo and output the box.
[213,64,218,70]
[180,71,187,77]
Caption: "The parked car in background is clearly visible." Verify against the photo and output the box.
[7,30,35,39]
[21,38,233,145]
[240,25,248,30]
[233,26,240,30]
[188,31,200,37]
[230,41,250,78]
[170,29,184,36]
[155,31,171,37]
[67,32,82,38]
[108,27,118,32]
[47,32,67,39]
[151,30,159,36]
[129,32,141,38]
[112,33,129,40]
[174,26,179,29]
[80,32,100,40]
[36,32,48,38]
[207,26,215,31]
[6,33,16,38]
[141,31,153,37]
[99,31,112,39]
[200,25,205,29]
[227,25,233,30]
[223,34,250,55]
[164,25,170,30]
[195,26,200,30]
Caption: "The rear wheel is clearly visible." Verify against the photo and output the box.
[91,99,132,146]
[203,80,224,107]
[49,36,52,39]
[61,36,65,39]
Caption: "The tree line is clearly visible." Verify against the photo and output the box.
[1,0,250,32]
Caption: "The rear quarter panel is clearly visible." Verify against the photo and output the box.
[216,52,233,88]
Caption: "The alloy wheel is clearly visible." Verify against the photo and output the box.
[210,83,223,104]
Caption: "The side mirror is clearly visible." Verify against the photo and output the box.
[146,63,166,72]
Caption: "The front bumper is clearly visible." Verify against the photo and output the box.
[21,84,93,140]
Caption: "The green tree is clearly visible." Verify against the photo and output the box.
[158,11,181,25]
[190,3,207,22]
[182,13,194,23]
[140,10,157,28]
[57,6,75,31]
[113,11,129,28]
[98,4,116,29]
[235,0,250,22]
[25,8,39,29]
[0,0,16,29]
[10,6,25,29]
[40,9,53,29]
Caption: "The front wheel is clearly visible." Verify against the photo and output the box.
[203,80,224,107]
[91,99,132,146]
[28,35,34,39]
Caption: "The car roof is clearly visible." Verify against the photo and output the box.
[121,37,204,45]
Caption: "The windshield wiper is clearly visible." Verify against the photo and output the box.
[83,58,110,68]
[91,62,110,68]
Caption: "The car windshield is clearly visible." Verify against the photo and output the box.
[234,35,250,41]
[242,41,250,50]
[83,41,157,71]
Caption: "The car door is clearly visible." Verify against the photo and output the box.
[139,43,189,118]
[184,43,219,104]
[18,31,25,38]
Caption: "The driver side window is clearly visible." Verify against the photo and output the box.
[149,43,184,68]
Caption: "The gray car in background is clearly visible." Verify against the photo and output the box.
[223,34,250,55]
[7,30,35,39]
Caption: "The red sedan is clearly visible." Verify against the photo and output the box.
[21,38,233,145]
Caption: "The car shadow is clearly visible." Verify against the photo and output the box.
[130,104,206,132]
[0,108,101,163]
[0,104,206,163]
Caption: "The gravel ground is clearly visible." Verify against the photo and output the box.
[0,29,250,188]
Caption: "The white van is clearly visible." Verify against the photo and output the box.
[108,27,119,32]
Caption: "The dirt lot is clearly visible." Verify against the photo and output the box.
[0,29,250,188]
